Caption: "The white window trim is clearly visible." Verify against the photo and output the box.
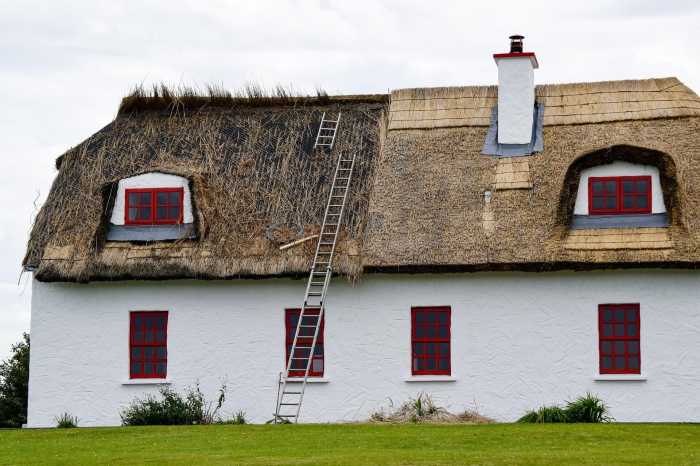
[404,375,457,382]
[122,378,172,385]
[593,374,647,382]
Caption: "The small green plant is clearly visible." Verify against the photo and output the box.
[54,412,78,428]
[220,410,247,425]
[517,406,568,423]
[517,393,612,423]
[121,382,235,426]
[565,393,612,423]
[369,393,494,424]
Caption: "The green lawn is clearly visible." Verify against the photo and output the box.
[0,423,698,465]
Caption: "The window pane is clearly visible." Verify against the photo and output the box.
[413,343,424,355]
[601,341,612,353]
[312,359,323,372]
[156,363,167,375]
[144,348,153,359]
[438,358,449,370]
[593,198,604,209]
[603,309,613,322]
[627,324,637,336]
[314,344,323,357]
[605,197,616,209]
[169,207,180,220]
[614,356,626,369]
[128,207,138,221]
[438,312,448,324]
[439,343,449,355]
[131,363,141,375]
[603,324,613,337]
[592,181,603,194]
[144,363,154,375]
[629,356,640,370]
[425,359,435,370]
[601,357,612,369]
[133,331,143,343]
[415,326,425,338]
[614,341,625,354]
[156,207,167,219]
[438,326,448,338]
[623,195,634,209]
[637,196,648,208]
[157,347,167,359]
[605,180,616,193]
[170,191,181,204]
[138,207,151,220]
[614,309,625,321]
[157,192,168,204]
[128,192,139,204]
[131,347,142,359]
[622,180,634,193]
[413,358,422,371]
[426,343,436,355]
[627,341,639,354]
[626,309,637,321]
[141,192,151,204]
[614,324,625,336]
[637,179,649,192]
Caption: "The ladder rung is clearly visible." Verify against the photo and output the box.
[307,292,322,297]
[275,414,296,418]
[283,391,302,394]
[299,324,318,328]
[280,403,299,406]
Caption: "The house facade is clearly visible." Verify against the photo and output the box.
[23,41,700,426]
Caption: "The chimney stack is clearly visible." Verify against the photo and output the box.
[493,35,539,144]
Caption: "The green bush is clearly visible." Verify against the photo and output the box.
[517,406,568,424]
[565,393,612,423]
[121,383,231,426]
[517,393,612,424]
[0,333,30,428]
[54,412,79,428]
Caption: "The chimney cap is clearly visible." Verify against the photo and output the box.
[493,35,538,68]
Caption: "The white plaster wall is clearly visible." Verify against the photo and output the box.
[574,161,666,215]
[109,172,194,225]
[27,271,700,427]
[497,57,535,144]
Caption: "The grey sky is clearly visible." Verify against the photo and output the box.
[0,0,697,360]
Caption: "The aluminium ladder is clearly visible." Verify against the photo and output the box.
[273,113,352,423]
[313,112,341,149]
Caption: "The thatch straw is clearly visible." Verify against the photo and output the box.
[25,92,388,282]
[389,77,700,130]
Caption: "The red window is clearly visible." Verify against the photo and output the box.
[125,188,184,225]
[411,306,451,375]
[285,308,324,377]
[130,311,168,379]
[588,176,652,215]
[598,304,640,374]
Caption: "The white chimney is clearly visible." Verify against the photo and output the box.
[494,35,539,144]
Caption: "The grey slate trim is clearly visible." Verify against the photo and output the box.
[106,223,197,241]
[570,213,669,230]
[481,102,544,157]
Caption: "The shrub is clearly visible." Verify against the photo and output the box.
[54,412,78,428]
[517,406,568,424]
[517,393,612,423]
[0,333,30,428]
[565,393,612,423]
[121,383,231,426]
[219,410,247,425]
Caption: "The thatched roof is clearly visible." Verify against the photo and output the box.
[24,78,700,282]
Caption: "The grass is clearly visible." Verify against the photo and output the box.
[0,423,698,465]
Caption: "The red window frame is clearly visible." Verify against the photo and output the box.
[124,187,184,225]
[129,311,168,379]
[285,308,324,377]
[598,304,641,375]
[411,306,451,376]
[588,176,652,215]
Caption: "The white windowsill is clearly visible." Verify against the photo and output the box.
[594,374,647,382]
[404,376,457,383]
[122,378,172,385]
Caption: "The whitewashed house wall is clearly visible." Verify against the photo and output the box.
[27,270,700,427]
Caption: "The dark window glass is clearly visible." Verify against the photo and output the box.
[598,304,640,374]
[130,311,168,379]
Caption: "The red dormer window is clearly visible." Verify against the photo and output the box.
[588,176,652,215]
[125,188,184,225]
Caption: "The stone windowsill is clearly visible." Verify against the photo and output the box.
[593,374,647,382]
[404,376,457,382]
[122,378,172,385]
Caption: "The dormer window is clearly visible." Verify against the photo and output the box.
[125,188,184,225]
[106,172,196,242]
[588,176,652,215]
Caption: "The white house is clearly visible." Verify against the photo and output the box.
[23,38,700,426]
